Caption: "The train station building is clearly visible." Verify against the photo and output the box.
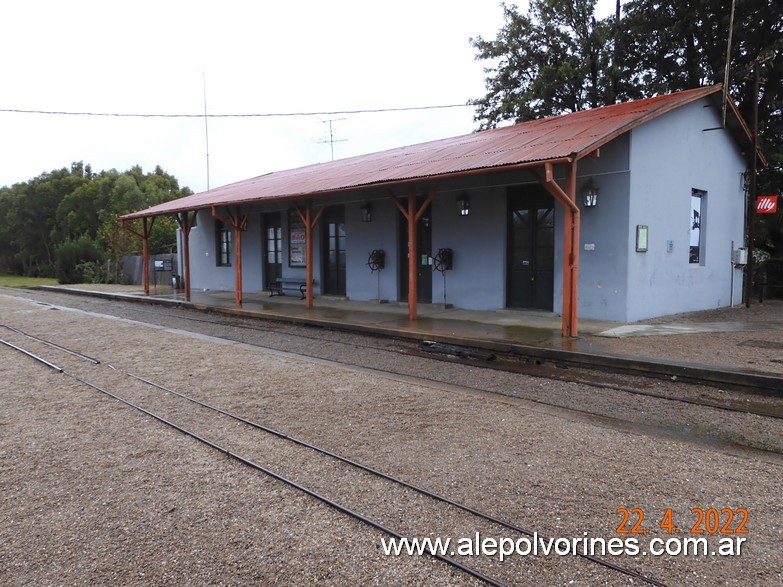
[121,85,757,337]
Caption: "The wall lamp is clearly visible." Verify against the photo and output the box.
[360,202,373,222]
[582,179,598,208]
[457,193,470,216]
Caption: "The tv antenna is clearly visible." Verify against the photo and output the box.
[318,118,347,160]
[202,71,211,190]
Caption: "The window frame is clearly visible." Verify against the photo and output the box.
[215,220,232,267]
[689,189,706,265]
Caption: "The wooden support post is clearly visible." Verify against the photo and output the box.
[407,193,417,321]
[295,200,327,310]
[305,201,314,310]
[141,218,151,296]
[212,206,247,307]
[235,220,243,306]
[390,187,436,321]
[565,163,580,337]
[175,211,197,302]
[531,163,580,337]
[120,216,156,296]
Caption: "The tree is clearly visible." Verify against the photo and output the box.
[620,0,782,255]
[0,162,190,281]
[469,0,634,128]
[0,163,90,276]
[472,0,782,252]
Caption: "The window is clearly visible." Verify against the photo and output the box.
[689,189,706,264]
[215,220,232,266]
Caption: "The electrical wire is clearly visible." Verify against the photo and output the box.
[0,103,471,119]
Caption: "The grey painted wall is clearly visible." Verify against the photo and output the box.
[188,209,264,293]
[551,133,632,321]
[625,99,746,321]
[346,199,399,301]
[431,187,507,310]
[182,97,746,324]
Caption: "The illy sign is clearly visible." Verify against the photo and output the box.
[756,195,778,214]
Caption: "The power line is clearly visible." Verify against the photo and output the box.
[0,103,471,119]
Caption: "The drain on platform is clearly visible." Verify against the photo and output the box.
[420,341,496,362]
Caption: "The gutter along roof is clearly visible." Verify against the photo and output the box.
[122,85,742,220]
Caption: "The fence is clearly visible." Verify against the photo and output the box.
[122,254,179,288]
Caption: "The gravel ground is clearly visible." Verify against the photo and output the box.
[1,292,782,586]
[582,300,783,376]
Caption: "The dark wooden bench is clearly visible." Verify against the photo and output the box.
[269,278,313,300]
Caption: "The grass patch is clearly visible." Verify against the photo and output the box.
[0,274,59,288]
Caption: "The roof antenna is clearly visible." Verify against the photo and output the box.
[318,118,347,161]
[203,71,211,190]
[722,0,736,127]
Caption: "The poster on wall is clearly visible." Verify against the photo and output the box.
[289,209,306,267]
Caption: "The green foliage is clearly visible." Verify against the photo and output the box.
[54,235,103,284]
[469,0,636,127]
[472,0,782,251]
[0,162,190,281]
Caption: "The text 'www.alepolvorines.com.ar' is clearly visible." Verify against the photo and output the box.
[380,532,746,562]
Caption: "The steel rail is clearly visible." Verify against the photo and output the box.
[0,339,63,372]
[62,370,505,587]
[0,327,669,586]
[1,324,100,364]
[126,304,781,420]
[5,311,779,421]
[129,373,669,587]
[73,301,782,409]
[36,287,783,395]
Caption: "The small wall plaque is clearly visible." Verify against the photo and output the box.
[636,225,648,252]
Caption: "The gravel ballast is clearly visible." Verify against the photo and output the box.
[1,293,781,586]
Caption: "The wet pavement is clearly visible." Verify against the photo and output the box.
[29,285,783,389]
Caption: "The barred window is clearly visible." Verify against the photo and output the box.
[215,220,232,267]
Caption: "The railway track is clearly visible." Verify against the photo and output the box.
[11,290,783,419]
[24,286,783,396]
[2,328,672,586]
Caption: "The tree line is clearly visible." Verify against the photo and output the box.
[2,1,780,284]
[470,0,781,253]
[0,162,190,283]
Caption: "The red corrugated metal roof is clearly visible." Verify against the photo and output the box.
[122,85,734,219]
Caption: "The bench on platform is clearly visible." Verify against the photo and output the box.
[269,278,314,300]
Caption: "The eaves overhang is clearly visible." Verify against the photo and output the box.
[120,84,759,221]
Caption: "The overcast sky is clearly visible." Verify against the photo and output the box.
[1,0,621,194]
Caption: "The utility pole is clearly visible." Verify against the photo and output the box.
[203,72,211,190]
[744,63,759,308]
[319,118,347,161]
[722,0,736,127]
[742,44,775,307]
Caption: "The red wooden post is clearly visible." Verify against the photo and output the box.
[120,216,156,297]
[141,217,150,296]
[305,201,314,310]
[211,206,246,307]
[531,163,581,337]
[234,218,243,307]
[175,212,195,302]
[407,192,418,321]
[565,163,580,337]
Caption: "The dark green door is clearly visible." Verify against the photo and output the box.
[263,212,282,289]
[399,201,432,303]
[322,206,346,296]
[507,186,554,310]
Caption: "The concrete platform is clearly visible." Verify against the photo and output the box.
[30,284,783,393]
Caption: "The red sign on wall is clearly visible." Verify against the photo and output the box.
[756,195,778,214]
